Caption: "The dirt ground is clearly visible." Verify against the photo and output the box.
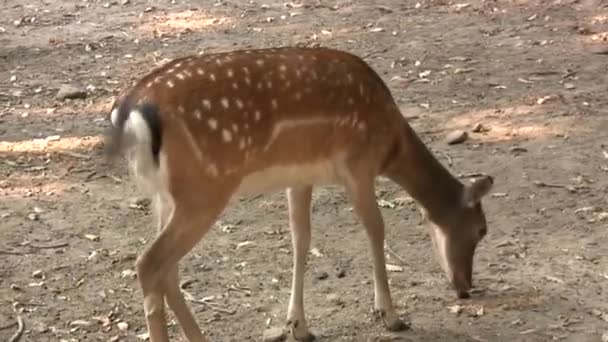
[1,0,608,341]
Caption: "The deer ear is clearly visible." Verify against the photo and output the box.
[463,175,494,207]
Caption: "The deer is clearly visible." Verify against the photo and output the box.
[104,46,494,342]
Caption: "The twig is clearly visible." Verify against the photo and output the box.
[0,249,27,255]
[458,172,485,179]
[0,321,17,331]
[443,151,453,166]
[181,289,236,315]
[9,316,24,342]
[533,181,567,189]
[384,242,406,266]
[28,242,69,249]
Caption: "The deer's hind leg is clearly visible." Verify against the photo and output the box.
[137,184,234,342]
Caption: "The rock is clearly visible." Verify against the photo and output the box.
[509,146,528,153]
[326,293,344,306]
[472,122,488,133]
[446,130,468,145]
[27,213,39,221]
[262,327,286,342]
[589,45,608,55]
[316,271,329,280]
[56,84,87,100]
[564,83,575,90]
[335,267,346,278]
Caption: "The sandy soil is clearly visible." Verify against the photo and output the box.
[1,0,608,341]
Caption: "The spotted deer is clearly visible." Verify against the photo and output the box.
[105,47,493,342]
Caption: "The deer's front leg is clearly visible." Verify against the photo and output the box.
[344,175,409,332]
[286,186,316,342]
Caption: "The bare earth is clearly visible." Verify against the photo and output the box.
[1,0,608,341]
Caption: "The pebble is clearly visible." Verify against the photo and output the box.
[510,146,528,153]
[472,122,488,133]
[326,293,344,306]
[262,327,286,342]
[56,84,87,100]
[316,271,329,280]
[446,130,468,145]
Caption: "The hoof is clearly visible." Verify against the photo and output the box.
[374,309,411,332]
[286,320,316,342]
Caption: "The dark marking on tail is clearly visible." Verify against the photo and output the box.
[139,103,162,163]
[103,94,163,165]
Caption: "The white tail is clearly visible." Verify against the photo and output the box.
[105,47,494,342]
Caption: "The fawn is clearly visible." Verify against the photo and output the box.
[105,47,493,342]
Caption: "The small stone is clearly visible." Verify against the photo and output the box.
[32,270,44,278]
[472,123,488,133]
[316,271,329,280]
[335,267,346,278]
[446,130,468,145]
[262,327,286,342]
[564,83,575,90]
[117,321,129,331]
[510,146,528,153]
[326,293,344,306]
[56,84,87,100]
[27,213,39,221]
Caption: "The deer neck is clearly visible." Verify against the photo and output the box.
[387,125,464,218]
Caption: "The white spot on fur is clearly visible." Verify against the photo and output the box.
[266,80,272,89]
[208,118,218,130]
[244,76,251,86]
[184,70,192,77]
[235,99,244,109]
[232,82,239,90]
[359,83,365,95]
[176,73,185,80]
[221,97,230,109]
[293,92,302,101]
[167,80,174,88]
[222,129,232,142]
[227,69,234,78]
[254,110,262,122]
[243,66,250,74]
[239,137,246,150]
[347,98,355,105]
[271,99,278,110]
[347,73,354,83]
[210,73,216,82]
[196,68,205,75]
[202,99,211,110]
[357,121,367,132]
[194,109,202,120]
[256,59,264,66]
[279,64,287,72]
[178,105,185,113]
[232,123,239,132]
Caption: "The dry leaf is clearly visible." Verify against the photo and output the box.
[117,321,129,331]
[310,248,323,257]
[448,304,464,314]
[236,241,254,250]
[386,264,403,272]
[85,234,100,241]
